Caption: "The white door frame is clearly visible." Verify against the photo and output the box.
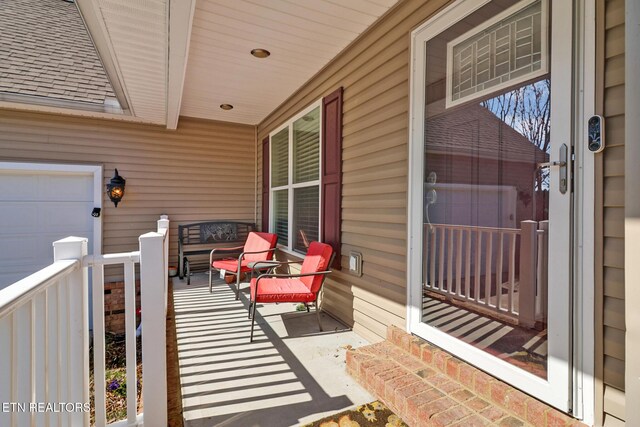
[0,161,103,257]
[406,0,595,422]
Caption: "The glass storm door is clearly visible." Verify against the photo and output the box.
[408,0,573,412]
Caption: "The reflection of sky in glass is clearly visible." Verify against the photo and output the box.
[481,79,551,153]
[481,78,551,190]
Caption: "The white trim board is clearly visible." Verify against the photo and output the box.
[166,0,197,130]
[571,0,597,423]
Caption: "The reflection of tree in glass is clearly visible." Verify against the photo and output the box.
[481,78,551,190]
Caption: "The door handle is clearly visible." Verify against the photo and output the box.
[536,144,569,194]
[537,160,566,168]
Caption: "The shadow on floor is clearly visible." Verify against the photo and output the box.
[172,274,371,427]
[422,295,547,378]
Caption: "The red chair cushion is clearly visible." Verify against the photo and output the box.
[300,242,333,293]
[211,259,253,273]
[250,278,316,303]
[243,232,278,262]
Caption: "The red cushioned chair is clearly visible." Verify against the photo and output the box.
[209,231,278,299]
[248,241,335,342]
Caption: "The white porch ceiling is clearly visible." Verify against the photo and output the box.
[73,0,399,127]
[179,0,400,125]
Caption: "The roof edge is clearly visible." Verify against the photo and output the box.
[74,0,133,114]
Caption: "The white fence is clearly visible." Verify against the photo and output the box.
[424,220,548,327]
[0,215,169,427]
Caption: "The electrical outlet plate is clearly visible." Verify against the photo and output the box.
[349,251,362,277]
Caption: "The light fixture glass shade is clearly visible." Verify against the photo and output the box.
[106,168,126,207]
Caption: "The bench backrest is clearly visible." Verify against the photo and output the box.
[178,222,255,247]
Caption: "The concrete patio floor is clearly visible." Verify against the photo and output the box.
[171,272,373,427]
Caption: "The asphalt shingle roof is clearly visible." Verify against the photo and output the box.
[0,0,116,105]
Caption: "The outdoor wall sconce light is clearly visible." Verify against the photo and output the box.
[106,169,126,207]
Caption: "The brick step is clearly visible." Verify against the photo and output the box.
[346,325,585,427]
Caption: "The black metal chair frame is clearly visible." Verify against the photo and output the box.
[248,253,336,342]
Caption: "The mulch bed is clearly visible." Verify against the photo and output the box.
[89,332,143,424]
[302,401,408,427]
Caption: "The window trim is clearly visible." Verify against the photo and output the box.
[268,99,323,254]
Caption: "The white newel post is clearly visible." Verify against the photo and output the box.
[518,221,538,328]
[139,231,167,426]
[53,237,89,427]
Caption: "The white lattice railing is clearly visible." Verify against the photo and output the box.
[0,215,169,427]
[424,220,548,326]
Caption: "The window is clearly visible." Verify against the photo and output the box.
[446,0,548,108]
[269,102,322,254]
[262,87,342,266]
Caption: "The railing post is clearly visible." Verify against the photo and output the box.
[518,221,538,328]
[139,231,167,427]
[53,237,89,427]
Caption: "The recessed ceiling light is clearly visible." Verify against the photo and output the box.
[251,48,271,58]
[220,104,233,110]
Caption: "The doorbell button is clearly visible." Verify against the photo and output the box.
[588,115,605,153]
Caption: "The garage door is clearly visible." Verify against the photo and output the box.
[0,168,96,289]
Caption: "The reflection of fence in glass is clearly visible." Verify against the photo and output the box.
[423,220,548,327]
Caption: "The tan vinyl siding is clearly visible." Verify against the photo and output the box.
[256,0,450,342]
[0,110,256,281]
[599,0,626,423]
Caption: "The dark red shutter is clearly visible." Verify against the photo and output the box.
[261,136,270,232]
[322,87,343,269]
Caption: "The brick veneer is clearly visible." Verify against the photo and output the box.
[103,280,141,333]
[346,325,587,427]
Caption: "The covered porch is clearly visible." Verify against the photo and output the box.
[0,0,627,425]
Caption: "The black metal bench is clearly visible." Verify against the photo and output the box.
[178,221,255,284]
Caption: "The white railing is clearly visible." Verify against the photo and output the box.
[424,220,548,327]
[0,215,169,427]
[0,238,90,427]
